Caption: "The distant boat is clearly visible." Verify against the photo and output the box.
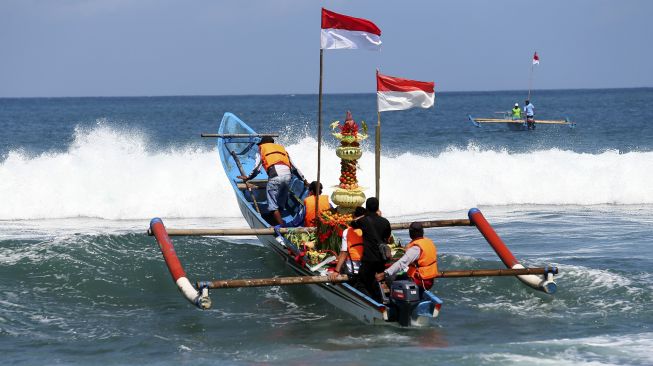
[468,112,575,130]
[468,52,575,130]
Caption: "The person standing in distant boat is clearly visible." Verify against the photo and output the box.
[375,222,438,294]
[511,103,522,119]
[524,100,535,129]
[238,136,309,226]
[303,181,332,227]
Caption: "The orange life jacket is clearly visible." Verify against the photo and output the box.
[303,195,330,227]
[346,228,364,261]
[259,143,290,171]
[406,237,438,281]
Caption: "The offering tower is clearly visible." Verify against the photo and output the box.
[330,111,368,213]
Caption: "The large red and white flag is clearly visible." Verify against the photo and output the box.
[377,72,435,112]
[321,8,381,50]
[532,52,540,65]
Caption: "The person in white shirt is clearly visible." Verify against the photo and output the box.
[329,206,367,282]
[524,100,535,129]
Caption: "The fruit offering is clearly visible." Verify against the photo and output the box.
[315,210,352,253]
[330,111,368,212]
[330,111,368,145]
[339,160,358,189]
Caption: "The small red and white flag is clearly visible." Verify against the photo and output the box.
[377,71,435,112]
[532,52,540,65]
[320,8,381,51]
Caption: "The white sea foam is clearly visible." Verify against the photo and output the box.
[2,126,653,220]
[0,125,231,220]
[481,332,653,365]
[560,264,642,294]
[325,333,413,347]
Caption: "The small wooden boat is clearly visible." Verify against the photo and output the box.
[213,112,443,326]
[468,112,575,130]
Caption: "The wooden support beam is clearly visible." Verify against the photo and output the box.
[149,218,472,236]
[196,267,557,289]
[201,133,279,138]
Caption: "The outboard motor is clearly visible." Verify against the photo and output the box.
[390,280,421,326]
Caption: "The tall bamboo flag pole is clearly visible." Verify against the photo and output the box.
[315,48,324,226]
[528,51,539,100]
[528,61,533,101]
[375,71,382,200]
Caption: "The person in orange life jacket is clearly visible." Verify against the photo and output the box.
[328,206,367,282]
[303,181,332,227]
[375,222,438,291]
[238,136,309,226]
[350,197,393,303]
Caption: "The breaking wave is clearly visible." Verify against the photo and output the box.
[1,126,652,220]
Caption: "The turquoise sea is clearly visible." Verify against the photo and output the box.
[1,89,652,365]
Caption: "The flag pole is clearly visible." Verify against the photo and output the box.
[316,48,324,227]
[528,52,535,100]
[376,111,381,200]
[375,70,381,201]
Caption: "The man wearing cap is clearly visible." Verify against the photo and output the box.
[375,222,439,291]
[511,103,521,119]
[238,136,308,226]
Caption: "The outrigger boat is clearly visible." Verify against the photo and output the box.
[468,112,575,130]
[468,52,575,130]
[148,112,559,327]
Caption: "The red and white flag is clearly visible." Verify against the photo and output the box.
[321,8,381,50]
[377,72,435,112]
[532,52,540,65]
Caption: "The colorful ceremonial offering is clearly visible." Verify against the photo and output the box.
[330,111,368,209]
[315,210,351,253]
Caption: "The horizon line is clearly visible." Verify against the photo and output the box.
[1,86,651,100]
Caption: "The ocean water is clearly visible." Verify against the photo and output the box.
[1,89,652,365]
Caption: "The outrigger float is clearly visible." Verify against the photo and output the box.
[147,113,558,327]
[468,113,575,130]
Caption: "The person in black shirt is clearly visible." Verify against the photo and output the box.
[350,197,392,303]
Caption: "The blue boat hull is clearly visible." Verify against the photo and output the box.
[216,113,441,326]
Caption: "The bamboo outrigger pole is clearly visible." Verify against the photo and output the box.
[149,218,472,237]
[197,267,557,289]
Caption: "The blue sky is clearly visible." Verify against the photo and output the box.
[1,0,651,97]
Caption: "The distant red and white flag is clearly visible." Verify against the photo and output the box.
[532,52,540,65]
[320,8,381,50]
[377,71,435,112]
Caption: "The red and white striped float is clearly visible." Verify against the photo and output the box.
[468,208,557,294]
